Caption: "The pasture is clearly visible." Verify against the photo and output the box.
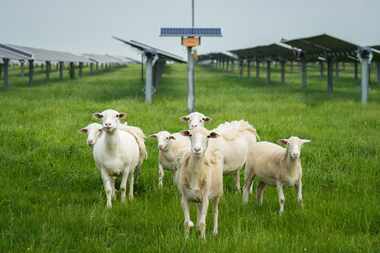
[0,63,379,252]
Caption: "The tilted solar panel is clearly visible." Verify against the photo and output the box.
[0,46,31,60]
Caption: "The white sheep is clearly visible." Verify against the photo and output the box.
[150,131,190,188]
[178,127,223,239]
[242,136,311,214]
[180,112,211,129]
[92,109,141,208]
[213,120,259,191]
[119,123,148,182]
[80,123,103,146]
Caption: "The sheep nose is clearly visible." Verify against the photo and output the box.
[191,124,198,128]
[88,140,95,145]
[104,123,111,127]
[159,145,164,150]
[194,147,201,152]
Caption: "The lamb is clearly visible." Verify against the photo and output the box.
[92,109,141,208]
[80,123,103,146]
[178,127,223,239]
[150,131,190,188]
[213,120,259,191]
[180,112,211,129]
[242,136,311,214]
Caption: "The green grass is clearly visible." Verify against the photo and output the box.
[0,63,379,252]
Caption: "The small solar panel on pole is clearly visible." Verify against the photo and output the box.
[160,0,222,112]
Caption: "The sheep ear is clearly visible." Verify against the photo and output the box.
[118,112,127,119]
[180,130,191,137]
[80,128,88,133]
[149,134,158,139]
[203,116,212,122]
[169,135,176,140]
[93,112,103,119]
[208,132,219,138]
[278,139,289,145]
[301,139,311,144]
[180,115,190,122]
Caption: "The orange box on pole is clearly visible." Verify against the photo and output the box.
[181,37,200,47]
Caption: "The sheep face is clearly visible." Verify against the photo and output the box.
[279,136,311,160]
[181,127,219,157]
[180,112,211,129]
[80,123,103,146]
[93,109,126,133]
[150,131,175,152]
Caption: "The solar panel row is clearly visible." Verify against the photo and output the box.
[0,43,131,64]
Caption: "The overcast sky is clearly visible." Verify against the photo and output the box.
[1,0,379,60]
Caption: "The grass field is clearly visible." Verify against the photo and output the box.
[0,62,379,252]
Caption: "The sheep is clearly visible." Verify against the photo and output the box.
[213,120,259,191]
[80,123,103,146]
[180,112,211,129]
[92,109,141,208]
[242,136,311,214]
[150,131,190,188]
[178,127,223,239]
[119,123,148,182]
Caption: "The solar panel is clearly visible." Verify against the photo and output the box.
[160,28,222,37]
[0,46,31,60]
[230,43,298,61]
[282,34,360,61]
[113,36,186,63]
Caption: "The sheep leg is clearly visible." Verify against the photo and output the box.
[212,197,220,236]
[134,165,141,185]
[181,195,193,238]
[196,203,202,229]
[243,166,254,194]
[111,177,116,200]
[235,169,241,192]
[256,181,266,206]
[100,169,113,208]
[276,181,285,214]
[120,168,130,203]
[295,180,303,208]
[242,168,255,204]
[128,169,135,200]
[198,197,209,240]
[158,163,164,188]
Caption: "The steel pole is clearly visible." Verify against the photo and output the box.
[187,47,195,112]
[361,58,369,104]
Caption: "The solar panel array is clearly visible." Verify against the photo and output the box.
[83,54,128,64]
[0,42,131,88]
[4,44,91,63]
[0,43,131,65]
[198,52,237,62]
